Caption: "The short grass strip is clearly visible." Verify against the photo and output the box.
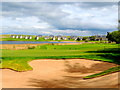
[83,66,120,79]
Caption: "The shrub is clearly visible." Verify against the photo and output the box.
[85,40,88,42]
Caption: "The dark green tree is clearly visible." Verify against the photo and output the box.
[76,38,81,41]
[106,31,120,44]
[90,36,96,41]
[82,37,87,41]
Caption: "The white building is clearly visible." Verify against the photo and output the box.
[28,36,32,39]
[53,37,56,40]
[49,35,54,38]
[35,36,39,40]
[11,35,15,38]
[57,37,61,40]
[44,37,49,40]
[75,37,83,41]
[19,35,23,39]
[24,36,28,39]
[16,35,19,39]
[62,37,67,40]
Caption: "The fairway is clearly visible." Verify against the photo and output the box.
[1,43,120,71]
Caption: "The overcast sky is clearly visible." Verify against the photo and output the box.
[1,2,118,36]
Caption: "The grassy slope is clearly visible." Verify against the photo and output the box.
[0,43,120,78]
[83,66,120,79]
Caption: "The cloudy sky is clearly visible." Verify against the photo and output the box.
[1,2,118,36]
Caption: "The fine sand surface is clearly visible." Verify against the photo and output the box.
[1,59,119,88]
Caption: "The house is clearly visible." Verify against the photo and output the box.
[38,35,42,37]
[16,35,19,39]
[70,36,77,39]
[52,37,56,40]
[62,37,67,40]
[57,37,61,40]
[84,37,91,41]
[49,35,54,38]
[35,36,39,40]
[24,36,28,39]
[79,37,83,40]
[75,37,83,41]
[57,35,61,37]
[56,35,62,40]
[11,35,15,38]
[95,35,108,41]
[19,35,23,39]
[28,36,32,39]
[101,35,108,41]
[44,37,49,40]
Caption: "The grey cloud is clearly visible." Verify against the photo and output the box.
[1,2,118,36]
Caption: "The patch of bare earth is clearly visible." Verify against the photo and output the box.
[1,59,119,88]
[0,42,89,50]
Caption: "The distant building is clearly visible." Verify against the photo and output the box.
[56,35,62,38]
[101,35,108,41]
[37,35,42,37]
[87,37,91,41]
[62,37,67,40]
[70,36,77,39]
[11,35,15,38]
[44,37,49,40]
[49,35,54,38]
[28,36,32,39]
[52,37,56,40]
[24,36,28,39]
[57,37,61,40]
[16,35,19,39]
[35,36,39,40]
[19,35,23,39]
[95,35,108,41]
[75,37,83,41]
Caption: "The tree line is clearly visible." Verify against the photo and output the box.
[106,30,120,44]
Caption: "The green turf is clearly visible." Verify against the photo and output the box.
[0,43,120,78]
[83,66,120,79]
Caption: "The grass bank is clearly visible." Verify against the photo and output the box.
[83,66,120,79]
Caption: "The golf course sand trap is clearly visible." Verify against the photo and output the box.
[1,59,119,88]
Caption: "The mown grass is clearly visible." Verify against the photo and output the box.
[0,43,120,78]
[83,66,120,79]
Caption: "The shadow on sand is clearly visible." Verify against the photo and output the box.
[27,61,118,88]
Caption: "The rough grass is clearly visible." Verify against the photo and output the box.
[0,43,120,78]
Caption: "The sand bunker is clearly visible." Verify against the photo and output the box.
[1,59,119,88]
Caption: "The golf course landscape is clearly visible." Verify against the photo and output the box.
[1,42,120,78]
[1,1,120,88]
